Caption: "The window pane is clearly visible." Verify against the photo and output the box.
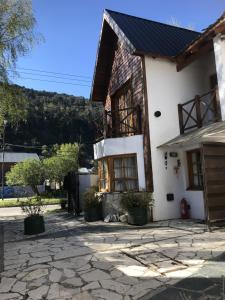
[125,180,138,190]
[192,153,197,162]
[114,180,124,192]
[113,156,138,192]
[123,157,136,177]
[99,159,108,191]
[114,158,123,178]
[187,150,203,189]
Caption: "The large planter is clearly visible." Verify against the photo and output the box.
[24,215,45,235]
[84,206,102,222]
[127,207,147,226]
[60,200,67,209]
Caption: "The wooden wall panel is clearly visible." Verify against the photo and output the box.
[104,41,153,191]
[202,143,225,223]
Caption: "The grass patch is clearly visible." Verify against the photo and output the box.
[0,197,63,208]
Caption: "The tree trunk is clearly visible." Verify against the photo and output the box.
[31,185,40,196]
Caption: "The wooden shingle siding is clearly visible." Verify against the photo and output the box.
[104,41,153,191]
[105,41,143,109]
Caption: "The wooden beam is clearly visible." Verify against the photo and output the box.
[142,57,154,192]
[177,41,213,72]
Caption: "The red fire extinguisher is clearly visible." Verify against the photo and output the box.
[180,198,190,219]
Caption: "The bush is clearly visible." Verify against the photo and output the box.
[6,159,45,195]
[83,186,100,210]
[0,197,61,207]
[19,196,45,216]
[121,191,153,211]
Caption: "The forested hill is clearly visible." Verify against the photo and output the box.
[6,85,102,166]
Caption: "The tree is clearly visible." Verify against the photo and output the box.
[0,0,40,129]
[0,0,37,81]
[0,83,28,127]
[56,143,79,173]
[43,156,65,184]
[6,159,45,195]
[6,143,80,195]
[43,143,79,186]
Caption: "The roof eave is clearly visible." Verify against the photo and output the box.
[176,11,225,71]
[90,10,137,102]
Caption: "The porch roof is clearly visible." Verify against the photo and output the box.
[158,121,225,148]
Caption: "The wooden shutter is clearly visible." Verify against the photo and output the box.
[202,142,225,223]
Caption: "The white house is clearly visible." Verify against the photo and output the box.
[91,9,225,224]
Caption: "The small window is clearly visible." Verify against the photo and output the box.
[113,155,138,192]
[99,159,108,191]
[187,149,203,190]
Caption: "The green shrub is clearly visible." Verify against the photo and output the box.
[19,196,45,216]
[83,186,101,210]
[0,198,61,208]
[121,191,154,211]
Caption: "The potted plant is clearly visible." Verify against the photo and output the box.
[20,196,45,235]
[83,187,102,222]
[60,198,67,209]
[121,191,153,226]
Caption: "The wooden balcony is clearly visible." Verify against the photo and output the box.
[178,88,221,134]
[95,105,142,142]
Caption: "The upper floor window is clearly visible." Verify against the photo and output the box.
[187,149,203,190]
[112,83,134,136]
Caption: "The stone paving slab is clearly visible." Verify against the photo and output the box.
[1,213,225,299]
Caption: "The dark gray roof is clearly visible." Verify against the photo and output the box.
[106,9,201,57]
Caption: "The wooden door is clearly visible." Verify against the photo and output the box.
[202,142,225,223]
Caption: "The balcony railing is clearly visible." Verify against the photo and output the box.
[95,105,142,142]
[178,87,221,134]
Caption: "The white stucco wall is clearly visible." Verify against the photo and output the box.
[214,34,225,120]
[94,135,146,190]
[145,54,216,221]
[79,174,98,209]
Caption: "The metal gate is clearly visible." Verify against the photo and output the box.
[202,142,225,225]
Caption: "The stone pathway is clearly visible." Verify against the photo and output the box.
[0,213,225,299]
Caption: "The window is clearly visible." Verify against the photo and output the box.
[187,149,203,190]
[112,83,134,136]
[98,159,108,191]
[113,155,138,192]
[98,155,138,192]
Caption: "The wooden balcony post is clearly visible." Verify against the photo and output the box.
[178,104,184,134]
[195,95,202,128]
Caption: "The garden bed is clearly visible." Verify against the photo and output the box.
[0,197,63,208]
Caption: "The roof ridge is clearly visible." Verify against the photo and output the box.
[105,9,201,34]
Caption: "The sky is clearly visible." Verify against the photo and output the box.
[10,0,225,99]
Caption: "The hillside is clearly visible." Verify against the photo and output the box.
[5,85,103,167]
